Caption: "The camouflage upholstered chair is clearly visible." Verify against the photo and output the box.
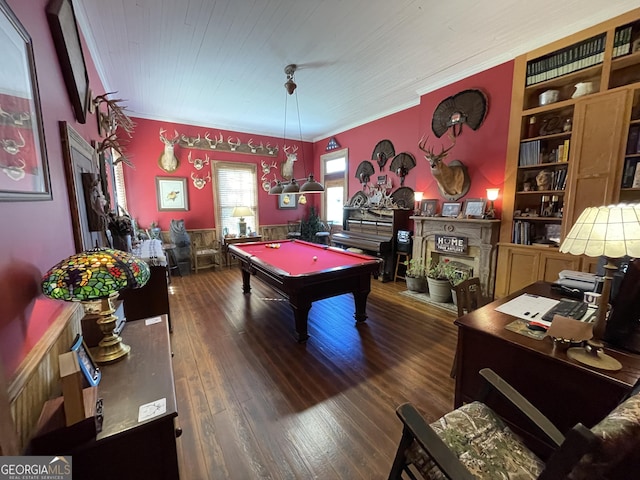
[389,368,640,479]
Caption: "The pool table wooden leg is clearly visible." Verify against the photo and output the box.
[291,300,311,342]
[240,268,251,293]
[353,290,370,323]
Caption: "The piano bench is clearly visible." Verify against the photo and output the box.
[394,252,411,282]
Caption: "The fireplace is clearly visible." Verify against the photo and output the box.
[411,216,500,299]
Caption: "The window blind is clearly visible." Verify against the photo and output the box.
[215,162,258,236]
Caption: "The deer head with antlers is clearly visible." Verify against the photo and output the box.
[159,128,180,173]
[282,145,298,179]
[418,133,470,201]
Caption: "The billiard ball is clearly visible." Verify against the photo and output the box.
[313,256,318,261]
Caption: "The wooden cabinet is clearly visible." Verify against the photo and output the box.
[495,244,581,298]
[498,8,640,295]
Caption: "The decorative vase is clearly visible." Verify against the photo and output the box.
[406,276,427,293]
[427,278,452,303]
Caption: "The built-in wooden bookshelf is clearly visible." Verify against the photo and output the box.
[496,8,640,298]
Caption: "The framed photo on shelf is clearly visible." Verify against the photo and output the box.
[46,0,90,124]
[278,193,297,209]
[441,202,462,218]
[420,199,438,216]
[0,0,51,201]
[463,198,486,218]
[70,334,101,387]
[156,177,189,211]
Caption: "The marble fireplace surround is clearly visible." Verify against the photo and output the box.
[411,216,501,299]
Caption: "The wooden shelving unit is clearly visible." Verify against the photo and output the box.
[496,8,640,298]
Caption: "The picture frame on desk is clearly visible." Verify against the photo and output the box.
[71,334,101,387]
[0,0,52,201]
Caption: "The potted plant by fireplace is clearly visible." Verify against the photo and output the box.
[404,258,427,293]
[427,259,455,303]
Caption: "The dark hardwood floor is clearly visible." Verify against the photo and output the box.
[167,265,457,479]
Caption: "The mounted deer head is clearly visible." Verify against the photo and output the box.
[282,145,298,179]
[159,128,180,173]
[418,134,470,201]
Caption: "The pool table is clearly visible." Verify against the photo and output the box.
[228,239,382,342]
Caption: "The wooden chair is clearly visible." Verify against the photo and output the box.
[452,277,486,317]
[190,231,221,273]
[389,368,640,480]
[286,220,302,239]
[450,278,486,377]
[314,220,333,245]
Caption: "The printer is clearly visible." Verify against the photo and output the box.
[556,270,601,292]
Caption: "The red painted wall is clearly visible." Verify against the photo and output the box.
[313,61,514,217]
[123,117,318,231]
[0,0,105,378]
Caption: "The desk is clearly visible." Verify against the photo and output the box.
[33,316,179,479]
[222,235,262,266]
[454,281,640,457]
[229,239,381,342]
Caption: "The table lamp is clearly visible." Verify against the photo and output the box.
[413,191,423,215]
[41,248,150,364]
[559,204,640,370]
[232,206,253,236]
[486,188,500,218]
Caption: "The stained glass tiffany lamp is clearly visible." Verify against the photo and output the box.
[42,248,150,364]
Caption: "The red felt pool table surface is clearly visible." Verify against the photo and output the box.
[229,239,376,275]
[228,239,382,342]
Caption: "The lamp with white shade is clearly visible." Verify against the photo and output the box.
[486,188,500,218]
[559,204,640,370]
[232,206,253,236]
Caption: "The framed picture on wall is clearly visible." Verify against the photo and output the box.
[0,0,51,201]
[441,202,462,218]
[156,177,189,211]
[46,0,90,124]
[278,193,297,209]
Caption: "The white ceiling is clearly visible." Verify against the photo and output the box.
[74,0,640,142]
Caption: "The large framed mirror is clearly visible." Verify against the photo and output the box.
[60,121,103,252]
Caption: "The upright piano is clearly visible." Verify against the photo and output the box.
[332,207,412,281]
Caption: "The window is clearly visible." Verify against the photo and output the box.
[113,160,127,213]
[321,149,348,225]
[213,161,258,236]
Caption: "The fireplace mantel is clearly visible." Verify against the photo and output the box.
[411,216,501,299]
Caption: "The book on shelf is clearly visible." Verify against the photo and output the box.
[626,125,640,154]
[526,33,605,86]
[613,25,633,57]
[560,139,570,162]
[633,162,640,188]
[622,158,638,188]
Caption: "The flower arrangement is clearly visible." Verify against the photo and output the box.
[404,258,427,278]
